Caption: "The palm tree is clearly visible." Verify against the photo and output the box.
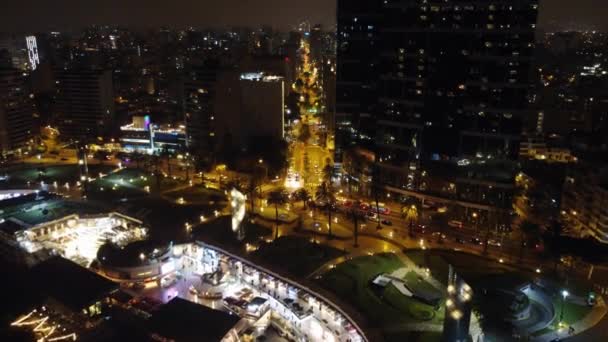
[315,182,336,238]
[519,220,541,261]
[294,188,310,209]
[547,220,564,273]
[351,207,364,248]
[161,147,172,177]
[403,204,419,237]
[371,161,383,230]
[245,178,258,215]
[322,163,334,184]
[267,189,288,240]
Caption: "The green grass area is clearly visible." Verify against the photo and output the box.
[404,250,451,286]
[0,164,114,188]
[384,331,442,342]
[253,235,346,278]
[164,186,227,204]
[532,300,593,337]
[88,168,181,200]
[318,253,443,328]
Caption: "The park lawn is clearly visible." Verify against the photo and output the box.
[383,283,443,322]
[88,168,182,200]
[553,299,593,325]
[1,164,115,188]
[253,236,346,278]
[532,300,593,337]
[384,331,442,342]
[402,271,443,301]
[164,186,227,204]
[404,250,451,286]
[319,253,443,327]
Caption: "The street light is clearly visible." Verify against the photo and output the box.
[560,289,569,324]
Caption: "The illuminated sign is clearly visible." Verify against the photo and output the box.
[25,36,40,70]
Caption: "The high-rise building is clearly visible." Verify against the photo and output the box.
[183,66,240,163]
[229,72,285,146]
[0,68,37,156]
[561,163,608,243]
[184,67,286,163]
[335,0,382,163]
[337,0,538,229]
[53,68,115,140]
[336,0,539,161]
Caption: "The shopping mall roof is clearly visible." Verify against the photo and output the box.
[149,297,240,342]
[30,256,118,311]
[97,240,170,268]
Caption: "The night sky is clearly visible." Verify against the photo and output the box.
[1,0,606,32]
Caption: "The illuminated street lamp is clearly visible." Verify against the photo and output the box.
[560,289,569,324]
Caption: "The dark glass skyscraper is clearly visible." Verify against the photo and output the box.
[337,0,539,163]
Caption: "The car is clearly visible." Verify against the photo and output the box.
[448,220,464,228]
[200,291,223,299]
[454,237,465,244]
[188,285,199,295]
[470,237,482,245]
[414,224,428,234]
[431,232,446,239]
[160,276,176,288]
[381,219,392,226]
[488,239,502,247]
[60,157,68,161]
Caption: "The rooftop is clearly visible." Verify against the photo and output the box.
[97,240,170,268]
[149,297,240,342]
[30,256,118,311]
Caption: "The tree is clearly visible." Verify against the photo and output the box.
[315,182,336,238]
[322,163,334,185]
[267,189,288,240]
[160,147,172,177]
[519,220,541,261]
[298,124,311,144]
[132,151,143,169]
[403,204,419,237]
[294,188,310,209]
[94,150,109,165]
[371,161,383,230]
[546,220,564,273]
[351,207,364,248]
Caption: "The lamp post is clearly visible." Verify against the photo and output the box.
[560,289,569,324]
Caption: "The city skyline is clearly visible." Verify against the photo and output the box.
[1,0,608,32]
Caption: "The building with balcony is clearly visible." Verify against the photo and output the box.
[561,164,608,243]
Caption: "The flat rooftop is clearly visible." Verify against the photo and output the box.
[149,297,240,342]
[30,256,118,311]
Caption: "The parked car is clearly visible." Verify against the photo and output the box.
[488,239,502,247]
[448,220,464,228]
